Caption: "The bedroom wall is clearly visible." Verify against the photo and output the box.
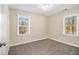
[48,7,79,47]
[9,6,79,48]
[9,8,47,46]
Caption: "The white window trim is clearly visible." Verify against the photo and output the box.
[63,13,79,36]
[17,15,30,36]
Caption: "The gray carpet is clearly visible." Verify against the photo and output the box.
[8,39,79,55]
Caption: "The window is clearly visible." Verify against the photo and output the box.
[17,15,30,36]
[63,14,79,36]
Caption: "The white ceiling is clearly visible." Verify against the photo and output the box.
[9,4,79,16]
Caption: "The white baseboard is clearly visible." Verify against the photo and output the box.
[49,37,79,48]
[10,37,79,48]
[10,38,47,47]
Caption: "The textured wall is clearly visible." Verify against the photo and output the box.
[9,8,47,46]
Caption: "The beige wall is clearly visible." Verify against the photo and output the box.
[9,8,47,46]
[48,7,79,47]
[9,7,79,47]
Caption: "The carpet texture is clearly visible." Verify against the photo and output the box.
[8,39,79,55]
